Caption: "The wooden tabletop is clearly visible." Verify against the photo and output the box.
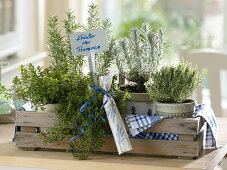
[0,118,226,170]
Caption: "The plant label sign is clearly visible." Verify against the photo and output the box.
[69,30,108,56]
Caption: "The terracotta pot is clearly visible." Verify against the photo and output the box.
[154,99,196,118]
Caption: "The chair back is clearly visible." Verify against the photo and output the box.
[180,48,227,117]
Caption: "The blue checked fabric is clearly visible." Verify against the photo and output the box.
[129,132,178,140]
[125,115,163,136]
[125,104,217,147]
[194,104,217,148]
[125,115,179,140]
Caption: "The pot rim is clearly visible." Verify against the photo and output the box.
[155,99,195,106]
[118,90,148,95]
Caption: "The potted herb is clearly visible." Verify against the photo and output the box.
[147,62,202,118]
[112,23,165,115]
[12,11,85,112]
[13,4,129,160]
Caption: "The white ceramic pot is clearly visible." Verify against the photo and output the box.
[154,100,196,118]
[126,92,154,115]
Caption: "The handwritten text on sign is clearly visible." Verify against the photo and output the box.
[69,30,108,56]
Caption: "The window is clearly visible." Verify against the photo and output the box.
[0,0,21,59]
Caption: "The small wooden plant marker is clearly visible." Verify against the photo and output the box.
[69,30,108,83]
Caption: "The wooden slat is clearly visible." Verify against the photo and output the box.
[101,137,202,157]
[178,134,195,141]
[17,111,202,135]
[16,111,56,127]
[16,132,68,150]
[16,131,203,158]
[145,117,201,135]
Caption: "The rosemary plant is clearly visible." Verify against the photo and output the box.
[147,62,202,103]
[113,23,165,92]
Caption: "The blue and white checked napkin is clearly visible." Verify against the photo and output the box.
[125,115,163,136]
[129,132,178,140]
[194,104,217,148]
[125,104,217,148]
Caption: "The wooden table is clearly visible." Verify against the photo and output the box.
[0,118,226,170]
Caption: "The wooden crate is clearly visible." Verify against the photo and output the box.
[15,111,206,158]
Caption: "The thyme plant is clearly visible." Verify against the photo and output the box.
[113,23,165,92]
[147,62,202,103]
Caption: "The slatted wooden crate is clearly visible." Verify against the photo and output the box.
[15,111,206,158]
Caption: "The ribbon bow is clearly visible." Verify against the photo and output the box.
[69,85,114,143]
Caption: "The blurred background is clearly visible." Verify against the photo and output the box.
[0,0,227,116]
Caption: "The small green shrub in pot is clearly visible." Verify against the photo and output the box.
[147,62,202,117]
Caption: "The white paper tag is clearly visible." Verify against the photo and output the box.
[100,76,133,154]
[69,30,108,56]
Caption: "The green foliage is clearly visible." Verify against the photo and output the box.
[147,62,202,103]
[113,23,165,92]
[85,4,115,76]
[0,85,8,96]
[12,65,91,111]
[41,88,128,160]
[41,90,107,160]
[48,12,84,71]
[0,85,14,114]
[12,4,129,160]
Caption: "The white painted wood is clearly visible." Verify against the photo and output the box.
[180,48,227,117]
[88,53,97,83]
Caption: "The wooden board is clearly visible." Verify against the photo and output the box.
[16,111,202,134]
[16,111,56,127]
[146,117,202,135]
